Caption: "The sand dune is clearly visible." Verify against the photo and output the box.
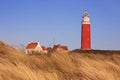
[0,41,120,80]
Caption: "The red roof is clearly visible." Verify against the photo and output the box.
[47,47,52,51]
[26,42,38,49]
[41,46,47,50]
[53,45,60,50]
[53,45,68,51]
[60,46,68,50]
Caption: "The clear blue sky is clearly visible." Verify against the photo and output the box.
[0,0,120,50]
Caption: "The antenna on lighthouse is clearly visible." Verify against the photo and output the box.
[84,10,89,16]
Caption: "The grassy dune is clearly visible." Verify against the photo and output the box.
[0,41,120,80]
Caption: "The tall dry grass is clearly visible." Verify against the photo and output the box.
[0,41,120,80]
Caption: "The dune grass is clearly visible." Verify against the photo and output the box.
[0,41,120,80]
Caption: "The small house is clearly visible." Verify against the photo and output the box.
[26,42,43,54]
[41,46,48,53]
[53,44,68,52]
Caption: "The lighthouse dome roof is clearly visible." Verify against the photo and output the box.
[83,10,89,17]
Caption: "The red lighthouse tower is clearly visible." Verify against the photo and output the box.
[81,10,91,49]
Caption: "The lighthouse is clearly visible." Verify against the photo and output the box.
[81,10,91,50]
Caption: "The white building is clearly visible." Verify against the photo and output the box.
[25,42,43,54]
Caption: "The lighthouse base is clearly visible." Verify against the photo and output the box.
[81,48,92,50]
